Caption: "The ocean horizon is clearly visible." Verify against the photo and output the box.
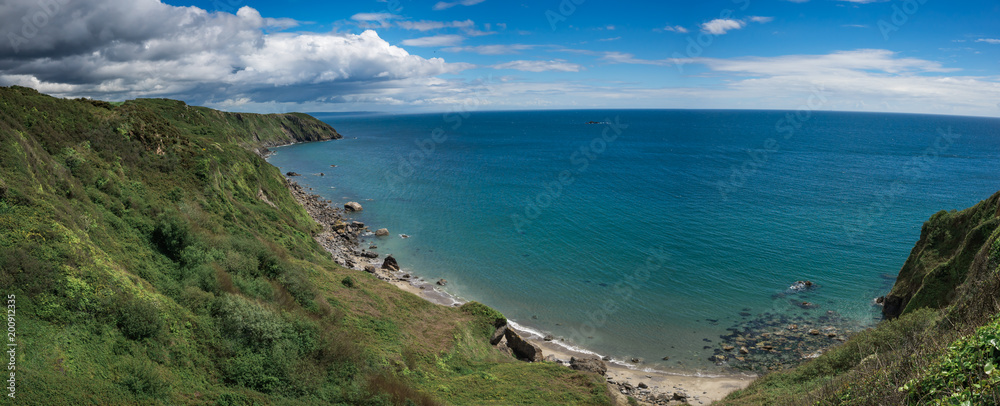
[268,109,1000,374]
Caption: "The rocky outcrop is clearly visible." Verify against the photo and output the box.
[344,202,363,212]
[382,255,400,272]
[503,329,543,362]
[569,357,607,375]
[490,324,507,346]
[375,228,389,237]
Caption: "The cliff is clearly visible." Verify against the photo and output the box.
[0,86,608,405]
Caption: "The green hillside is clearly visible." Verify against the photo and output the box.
[720,192,1000,405]
[0,86,608,405]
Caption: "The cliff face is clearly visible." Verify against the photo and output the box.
[882,192,1000,319]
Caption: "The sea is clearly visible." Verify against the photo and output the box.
[267,109,1000,375]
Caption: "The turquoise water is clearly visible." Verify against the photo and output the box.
[268,110,999,374]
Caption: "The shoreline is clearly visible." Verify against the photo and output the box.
[269,147,754,404]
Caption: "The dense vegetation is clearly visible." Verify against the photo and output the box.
[0,86,608,405]
[720,192,1000,405]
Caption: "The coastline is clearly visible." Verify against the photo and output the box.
[268,146,754,404]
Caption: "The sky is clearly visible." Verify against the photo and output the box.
[0,0,998,116]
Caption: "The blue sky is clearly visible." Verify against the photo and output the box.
[1,0,998,116]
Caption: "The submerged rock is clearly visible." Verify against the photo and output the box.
[375,228,389,237]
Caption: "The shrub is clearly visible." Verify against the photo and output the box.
[152,211,190,260]
[213,293,285,349]
[341,276,356,288]
[118,358,170,398]
[116,298,163,340]
[223,352,282,393]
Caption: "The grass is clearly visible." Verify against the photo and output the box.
[0,86,609,405]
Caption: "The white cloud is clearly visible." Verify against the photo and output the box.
[749,16,774,23]
[433,0,486,10]
[0,0,469,106]
[401,34,466,47]
[350,12,399,28]
[976,38,1000,44]
[701,19,746,35]
[492,60,583,72]
[598,37,622,42]
[443,44,539,54]
[662,25,689,33]
[396,19,474,31]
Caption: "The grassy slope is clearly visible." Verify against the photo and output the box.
[719,192,1000,405]
[0,86,609,405]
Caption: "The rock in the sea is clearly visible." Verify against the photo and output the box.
[437,279,447,286]
[569,357,607,375]
[381,255,400,272]
[661,356,670,361]
[286,172,301,177]
[809,329,820,335]
[362,251,379,259]
[344,201,363,212]
[543,334,554,341]
[490,324,507,346]
[739,346,749,354]
[503,329,543,362]
[723,345,735,351]
[375,228,389,237]
[352,221,365,228]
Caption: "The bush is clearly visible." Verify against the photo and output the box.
[118,358,170,398]
[223,352,282,393]
[152,211,190,260]
[341,276,356,288]
[213,293,286,349]
[116,298,163,340]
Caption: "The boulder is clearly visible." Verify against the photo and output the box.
[437,279,447,286]
[344,202,363,212]
[673,391,688,401]
[490,324,507,346]
[569,357,607,375]
[504,329,543,362]
[362,251,379,259]
[352,221,365,228]
[375,228,390,237]
[382,255,400,272]
[543,334,554,341]
[286,172,301,177]
[364,265,376,273]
